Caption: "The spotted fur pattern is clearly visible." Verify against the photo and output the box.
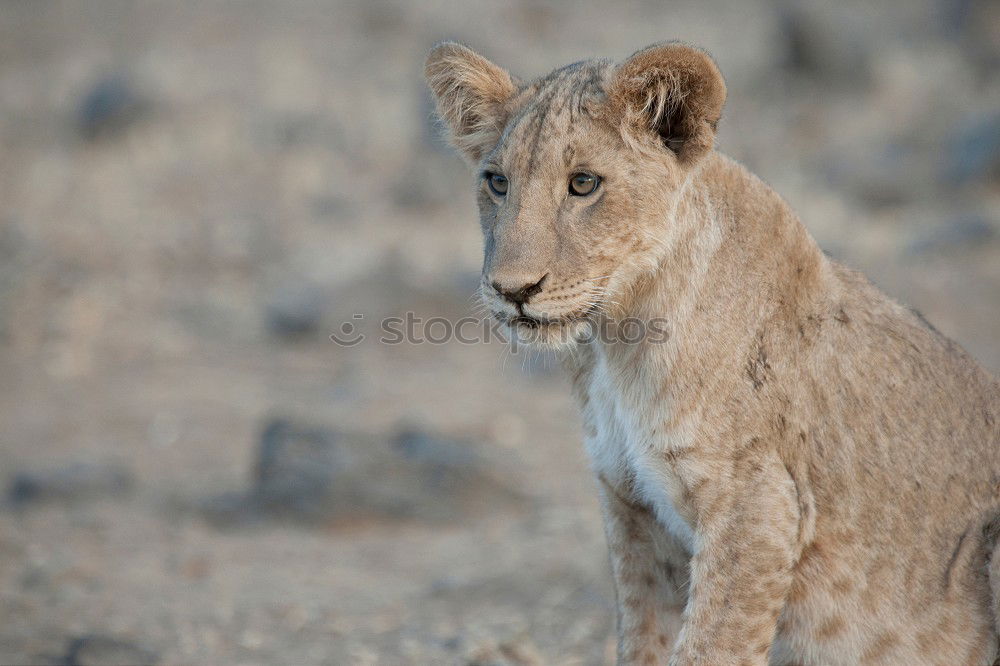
[426,41,1000,665]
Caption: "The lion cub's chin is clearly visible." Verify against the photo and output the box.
[501,315,594,350]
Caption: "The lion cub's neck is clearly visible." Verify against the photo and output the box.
[566,152,830,545]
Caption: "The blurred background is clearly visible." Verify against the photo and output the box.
[0,1,997,664]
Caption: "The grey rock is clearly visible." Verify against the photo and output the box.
[382,426,527,521]
[201,419,343,526]
[946,111,1000,185]
[906,214,996,254]
[264,283,325,338]
[77,76,143,140]
[939,0,1000,75]
[394,427,481,469]
[198,490,265,528]
[202,419,524,527]
[64,634,158,666]
[778,4,872,84]
[8,462,133,507]
[823,142,918,208]
[255,418,344,518]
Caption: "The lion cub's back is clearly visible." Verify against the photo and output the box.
[779,261,1000,663]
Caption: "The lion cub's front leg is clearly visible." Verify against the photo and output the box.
[669,450,801,666]
[599,477,690,665]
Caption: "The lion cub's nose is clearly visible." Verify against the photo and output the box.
[490,273,547,306]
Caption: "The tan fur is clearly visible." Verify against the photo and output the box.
[426,41,1000,665]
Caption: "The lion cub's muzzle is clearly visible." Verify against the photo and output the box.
[482,269,603,340]
[484,269,552,327]
[490,273,547,308]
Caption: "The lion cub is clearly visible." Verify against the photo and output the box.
[426,41,1000,665]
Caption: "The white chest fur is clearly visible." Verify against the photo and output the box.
[582,346,698,554]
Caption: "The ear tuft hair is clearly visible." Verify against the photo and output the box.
[424,42,518,164]
[606,42,726,164]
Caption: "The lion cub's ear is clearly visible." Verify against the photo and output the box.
[606,42,726,164]
[425,42,518,164]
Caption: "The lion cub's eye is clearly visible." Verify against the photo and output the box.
[569,172,600,196]
[486,172,509,196]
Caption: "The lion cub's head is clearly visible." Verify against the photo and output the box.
[425,42,726,347]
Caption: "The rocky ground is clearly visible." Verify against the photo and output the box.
[0,1,998,664]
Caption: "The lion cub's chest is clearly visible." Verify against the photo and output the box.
[582,350,697,553]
